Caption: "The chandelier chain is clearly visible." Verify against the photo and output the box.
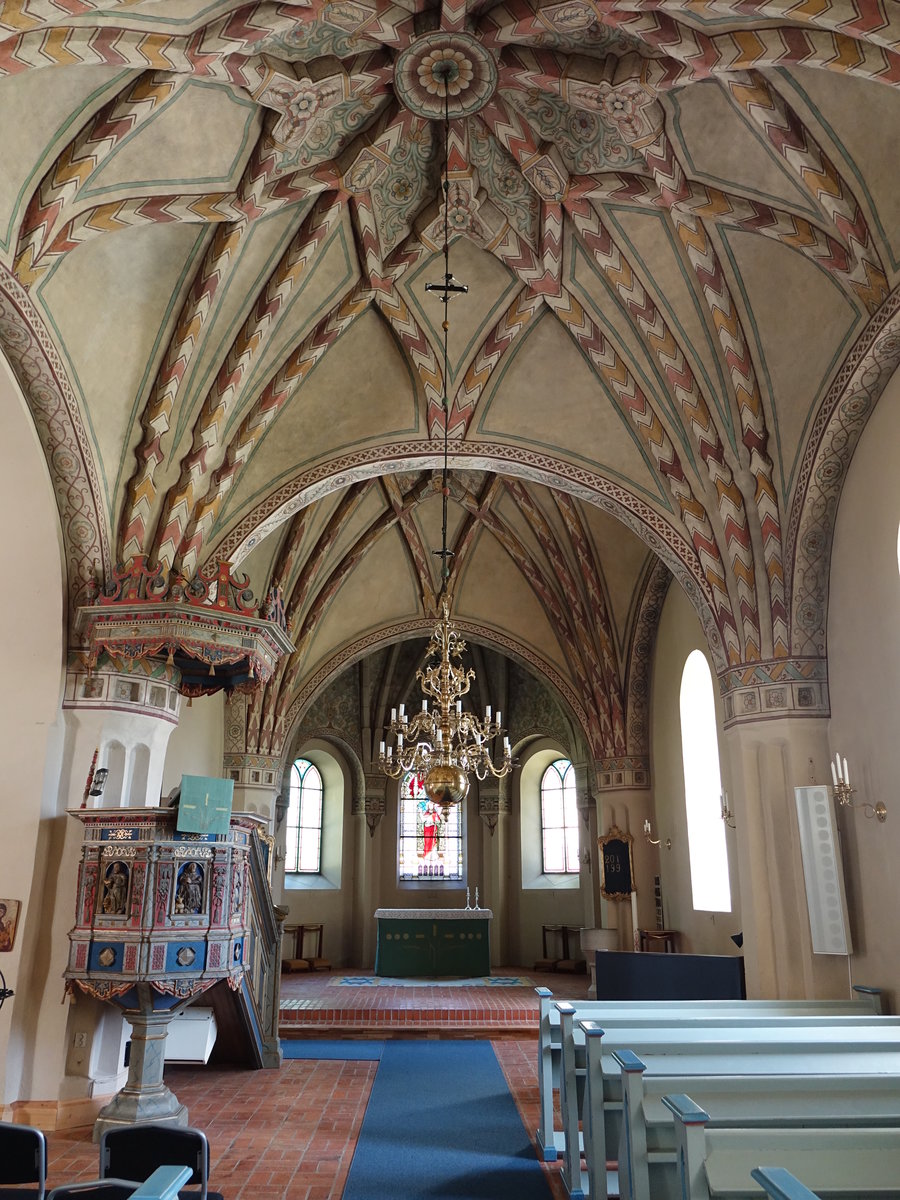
[376,69,512,807]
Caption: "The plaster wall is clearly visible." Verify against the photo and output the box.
[161,693,224,797]
[828,367,900,1011]
[650,580,742,956]
[0,352,66,1107]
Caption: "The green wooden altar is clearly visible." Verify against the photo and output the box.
[374,907,492,977]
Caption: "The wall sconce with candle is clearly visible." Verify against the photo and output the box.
[643,819,671,850]
[831,752,887,822]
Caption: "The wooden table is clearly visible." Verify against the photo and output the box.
[374,907,492,977]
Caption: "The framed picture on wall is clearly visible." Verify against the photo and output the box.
[598,827,634,901]
[0,899,21,952]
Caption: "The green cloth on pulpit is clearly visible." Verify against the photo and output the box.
[178,775,234,834]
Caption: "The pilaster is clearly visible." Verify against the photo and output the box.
[593,758,652,947]
[723,714,848,999]
[478,779,510,965]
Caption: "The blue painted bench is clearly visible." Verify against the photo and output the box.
[615,1050,900,1200]
[566,1019,900,1200]
[534,987,883,1163]
[665,1094,900,1200]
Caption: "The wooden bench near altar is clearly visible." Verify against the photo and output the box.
[374,908,492,977]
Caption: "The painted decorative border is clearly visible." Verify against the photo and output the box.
[0,265,110,615]
[213,440,726,669]
[279,616,596,759]
[788,290,900,657]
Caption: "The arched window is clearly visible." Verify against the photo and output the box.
[398,771,464,881]
[541,759,579,874]
[285,758,323,874]
[679,650,731,912]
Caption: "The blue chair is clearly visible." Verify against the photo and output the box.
[0,1120,47,1199]
[99,1126,223,1200]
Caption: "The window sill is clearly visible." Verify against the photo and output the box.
[284,873,339,891]
[522,872,581,891]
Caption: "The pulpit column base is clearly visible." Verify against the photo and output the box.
[93,1008,188,1142]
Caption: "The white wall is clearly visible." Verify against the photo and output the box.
[828,367,900,1009]
[161,692,225,798]
[0,352,66,1108]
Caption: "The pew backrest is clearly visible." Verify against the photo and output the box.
[664,1094,900,1200]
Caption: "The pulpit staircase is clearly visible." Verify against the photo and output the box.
[204,825,285,1069]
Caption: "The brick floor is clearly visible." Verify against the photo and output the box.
[44,967,589,1199]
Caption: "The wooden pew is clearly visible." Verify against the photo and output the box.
[570,1020,900,1200]
[534,988,883,1162]
[665,1093,900,1200]
[615,1050,900,1200]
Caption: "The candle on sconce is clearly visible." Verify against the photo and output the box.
[831,758,839,786]
[495,711,501,729]
[843,757,849,787]
[399,703,405,718]
[643,819,651,836]
[380,740,386,757]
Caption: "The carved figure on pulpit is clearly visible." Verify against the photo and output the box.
[174,861,203,914]
[101,862,128,915]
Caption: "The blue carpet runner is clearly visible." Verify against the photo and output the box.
[280,1039,384,1060]
[342,1040,552,1200]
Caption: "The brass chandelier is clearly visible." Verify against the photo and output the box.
[376,64,513,808]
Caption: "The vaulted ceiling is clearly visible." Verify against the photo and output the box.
[3,0,900,761]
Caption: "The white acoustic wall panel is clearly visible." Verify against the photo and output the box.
[794,786,852,955]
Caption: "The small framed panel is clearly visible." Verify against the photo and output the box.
[0,899,21,951]
[598,825,634,901]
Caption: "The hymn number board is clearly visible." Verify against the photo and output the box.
[598,825,635,900]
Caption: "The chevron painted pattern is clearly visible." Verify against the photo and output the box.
[152,195,346,571]
[13,71,187,286]
[174,282,373,576]
[639,128,788,658]
[120,221,248,562]
[726,71,889,314]
[451,289,544,433]
[567,194,762,660]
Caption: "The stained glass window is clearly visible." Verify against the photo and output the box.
[285,758,323,874]
[398,771,464,881]
[541,759,580,873]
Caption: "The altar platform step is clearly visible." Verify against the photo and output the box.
[278,966,591,1039]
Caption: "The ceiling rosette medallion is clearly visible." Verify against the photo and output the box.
[394,32,498,120]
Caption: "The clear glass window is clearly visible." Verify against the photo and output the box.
[285,758,323,874]
[679,650,731,911]
[398,771,464,880]
[541,759,580,873]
